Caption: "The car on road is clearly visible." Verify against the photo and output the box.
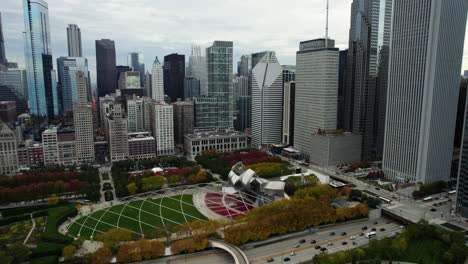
[320,247,327,251]
[290,252,297,256]
[293,244,300,248]
[430,208,437,212]
[310,240,317,244]
[328,242,334,246]
[350,236,356,240]
[379,228,386,232]
[361,226,368,230]
[342,241,348,245]
[284,257,291,262]
[371,228,377,231]
[315,245,321,249]
[359,232,365,236]
[433,203,438,206]
[352,242,357,245]
[375,187,380,190]
[299,239,306,244]
[329,232,335,236]
[373,221,378,225]
[341,232,347,236]
[267,258,274,263]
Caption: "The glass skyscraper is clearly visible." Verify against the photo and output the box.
[195,41,233,130]
[23,0,57,118]
[57,57,90,113]
[127,52,145,87]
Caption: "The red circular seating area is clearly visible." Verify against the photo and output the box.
[205,193,254,219]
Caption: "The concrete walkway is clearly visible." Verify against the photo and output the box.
[23,213,36,244]
[99,166,116,203]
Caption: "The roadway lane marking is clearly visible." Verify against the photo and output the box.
[249,223,397,263]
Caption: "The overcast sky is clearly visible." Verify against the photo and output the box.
[2,0,468,84]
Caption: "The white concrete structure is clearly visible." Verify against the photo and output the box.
[42,126,59,166]
[307,132,362,168]
[184,130,248,159]
[383,0,468,183]
[73,71,94,164]
[152,103,174,156]
[0,121,18,175]
[151,57,164,102]
[294,38,339,160]
[251,51,283,148]
[66,24,82,57]
[107,103,129,162]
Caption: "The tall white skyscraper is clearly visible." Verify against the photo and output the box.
[42,126,59,166]
[73,71,94,164]
[251,51,283,148]
[107,103,129,162]
[66,24,82,57]
[294,39,339,160]
[152,102,174,156]
[383,0,468,183]
[127,96,145,132]
[151,57,164,102]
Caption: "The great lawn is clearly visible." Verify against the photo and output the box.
[67,194,206,239]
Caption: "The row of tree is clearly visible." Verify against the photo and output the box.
[0,180,89,203]
[112,157,198,198]
[224,185,369,245]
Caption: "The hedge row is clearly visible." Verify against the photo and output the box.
[0,209,48,226]
[30,256,58,264]
[32,242,66,258]
[40,204,77,243]
[0,202,68,217]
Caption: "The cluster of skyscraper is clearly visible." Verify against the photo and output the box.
[1,0,468,217]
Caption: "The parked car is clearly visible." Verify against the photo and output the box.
[267,258,274,263]
[293,244,300,248]
[315,245,321,249]
[290,252,297,256]
[284,257,291,262]
[374,221,378,225]
[329,232,335,236]
[299,239,306,244]
[352,242,357,245]
[361,226,368,230]
[328,242,334,246]
[350,236,356,240]
[430,208,436,212]
[342,241,348,245]
[379,228,386,231]
[371,228,377,231]
[320,247,327,251]
[310,240,317,244]
[341,232,347,236]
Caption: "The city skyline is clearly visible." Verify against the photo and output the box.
[2,0,467,86]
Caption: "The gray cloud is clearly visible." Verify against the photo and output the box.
[2,0,468,84]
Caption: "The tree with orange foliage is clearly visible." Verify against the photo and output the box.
[91,247,112,264]
[341,186,352,196]
[170,235,208,254]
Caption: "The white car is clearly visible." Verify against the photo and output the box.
[290,252,297,256]
[350,236,356,240]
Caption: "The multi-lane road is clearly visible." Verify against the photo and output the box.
[169,218,402,264]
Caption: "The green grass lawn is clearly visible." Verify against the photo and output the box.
[67,194,206,239]
[399,238,446,264]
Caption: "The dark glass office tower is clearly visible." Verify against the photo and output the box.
[0,12,6,65]
[96,39,117,97]
[344,0,393,160]
[128,52,145,87]
[163,53,185,102]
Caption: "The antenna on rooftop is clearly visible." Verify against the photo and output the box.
[325,0,329,48]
